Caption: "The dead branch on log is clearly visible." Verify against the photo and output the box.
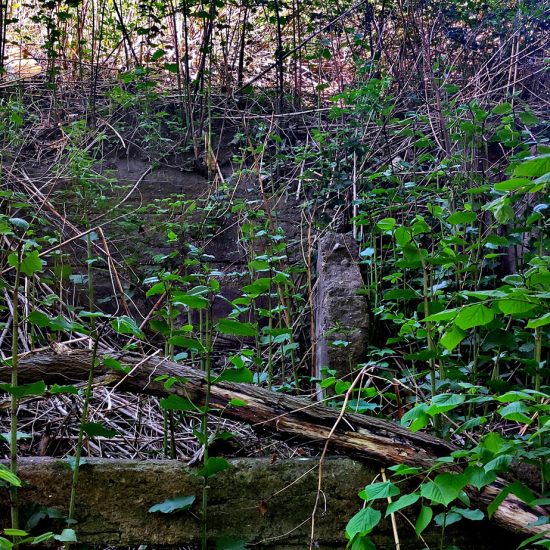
[1,349,548,540]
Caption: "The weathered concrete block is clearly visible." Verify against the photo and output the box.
[315,232,369,387]
[0,457,517,549]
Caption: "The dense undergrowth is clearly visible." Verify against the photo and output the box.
[0,0,549,548]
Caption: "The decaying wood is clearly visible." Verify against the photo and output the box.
[1,349,548,540]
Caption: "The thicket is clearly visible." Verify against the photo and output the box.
[0,0,549,548]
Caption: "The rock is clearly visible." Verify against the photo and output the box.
[314,233,369,392]
[0,457,517,549]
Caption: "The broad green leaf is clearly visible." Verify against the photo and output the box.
[213,367,253,384]
[452,507,484,521]
[527,313,550,329]
[9,217,30,230]
[111,316,144,339]
[447,211,476,225]
[415,505,433,536]
[497,294,538,314]
[81,422,118,438]
[383,289,419,300]
[440,325,467,351]
[172,294,209,309]
[493,178,533,192]
[27,310,50,327]
[53,529,77,543]
[360,481,400,501]
[168,336,205,352]
[228,398,248,407]
[376,218,396,232]
[423,308,460,323]
[216,319,257,337]
[401,403,430,432]
[385,493,420,516]
[492,102,512,115]
[484,454,512,473]
[513,155,550,178]
[148,495,195,514]
[426,393,466,416]
[16,250,44,277]
[455,304,494,330]
[464,466,496,490]
[487,481,536,518]
[349,535,376,550]
[346,507,382,538]
[145,282,166,297]
[159,395,196,411]
[0,380,46,398]
[498,401,532,424]
[198,457,230,478]
[421,473,467,507]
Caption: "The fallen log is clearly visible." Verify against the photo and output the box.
[1,349,548,540]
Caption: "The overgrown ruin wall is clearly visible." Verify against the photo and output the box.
[0,457,517,549]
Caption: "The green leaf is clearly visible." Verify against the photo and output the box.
[346,507,382,538]
[426,393,466,416]
[360,481,400,501]
[383,289,419,300]
[27,310,50,327]
[20,250,44,277]
[497,294,538,314]
[527,313,550,329]
[420,473,467,507]
[349,535,376,550]
[464,466,496,490]
[492,102,512,115]
[0,464,21,486]
[440,325,467,351]
[198,457,230,478]
[168,336,205,352]
[447,211,476,225]
[2,530,26,537]
[385,493,420,516]
[159,395,196,411]
[401,403,430,432]
[415,505,433,536]
[498,401,532,424]
[216,319,257,337]
[493,178,533,192]
[455,304,494,330]
[452,507,484,521]
[9,217,30,230]
[487,481,535,518]
[81,422,118,438]
[376,218,396,232]
[111,316,144,339]
[513,155,550,178]
[213,367,253,384]
[172,294,209,309]
[423,308,460,323]
[53,529,77,543]
[226,398,247,409]
[0,380,46,398]
[148,495,195,514]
